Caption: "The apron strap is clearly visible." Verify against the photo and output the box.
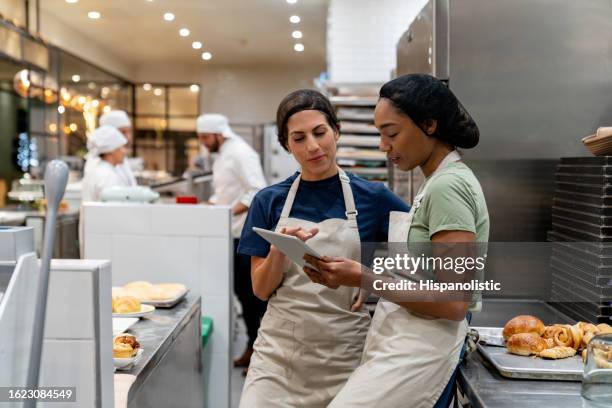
[279,173,302,220]
[279,169,359,227]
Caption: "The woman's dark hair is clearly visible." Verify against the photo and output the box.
[276,89,340,151]
[379,74,479,149]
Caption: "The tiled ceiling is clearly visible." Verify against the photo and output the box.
[40,0,328,67]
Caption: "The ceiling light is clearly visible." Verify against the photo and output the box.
[190,84,200,93]
[154,88,163,96]
[201,52,212,60]
[287,0,298,3]
[292,30,303,39]
[88,11,101,20]
[294,43,305,52]
[65,0,79,4]
[88,82,96,90]
[71,75,80,82]
[179,28,190,37]
[69,123,78,132]
[192,41,203,50]
[92,99,100,107]
[163,12,175,21]
[103,105,111,113]
[58,106,66,114]
[143,83,152,91]
[290,15,300,24]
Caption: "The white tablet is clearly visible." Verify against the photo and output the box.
[253,227,322,270]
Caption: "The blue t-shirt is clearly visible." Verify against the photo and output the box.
[238,172,411,258]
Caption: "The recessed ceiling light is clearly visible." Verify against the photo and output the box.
[88,82,96,90]
[286,0,298,4]
[58,106,66,114]
[290,15,300,24]
[65,0,79,4]
[163,12,175,22]
[71,74,80,82]
[153,88,163,96]
[179,28,190,37]
[292,30,303,39]
[190,84,200,93]
[201,52,212,61]
[192,41,203,50]
[294,43,305,52]
[88,11,101,20]
[143,83,152,91]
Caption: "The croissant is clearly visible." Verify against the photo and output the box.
[596,323,612,334]
[539,346,577,359]
[576,322,598,333]
[506,333,549,356]
[112,295,141,314]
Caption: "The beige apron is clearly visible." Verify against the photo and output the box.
[239,169,371,408]
[329,151,469,408]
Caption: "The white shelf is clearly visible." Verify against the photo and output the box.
[330,96,378,106]
[336,107,375,122]
[340,122,379,134]
[338,135,380,147]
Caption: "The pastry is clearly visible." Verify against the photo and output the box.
[113,334,140,358]
[506,333,548,356]
[112,295,141,314]
[543,325,573,347]
[539,346,576,359]
[596,323,612,334]
[503,315,545,340]
[122,281,175,300]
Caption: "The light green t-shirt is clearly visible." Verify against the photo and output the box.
[409,162,489,243]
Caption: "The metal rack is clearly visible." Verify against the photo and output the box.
[329,94,388,184]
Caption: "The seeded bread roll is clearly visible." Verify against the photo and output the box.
[503,315,545,340]
[506,333,548,356]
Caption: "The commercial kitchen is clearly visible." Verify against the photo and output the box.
[1,1,612,407]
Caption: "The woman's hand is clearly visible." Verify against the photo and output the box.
[302,255,363,289]
[280,226,319,241]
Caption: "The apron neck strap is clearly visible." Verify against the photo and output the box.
[279,168,359,223]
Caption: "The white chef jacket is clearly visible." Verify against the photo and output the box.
[210,138,267,237]
[84,154,137,187]
[82,160,129,202]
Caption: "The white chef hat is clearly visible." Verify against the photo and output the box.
[99,110,131,129]
[196,113,239,139]
[88,125,127,156]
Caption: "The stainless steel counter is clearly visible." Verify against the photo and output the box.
[459,299,584,408]
[120,294,203,407]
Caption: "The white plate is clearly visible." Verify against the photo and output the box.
[113,348,143,370]
[112,317,139,336]
[112,304,155,318]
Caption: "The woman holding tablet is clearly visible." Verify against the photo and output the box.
[237,89,409,407]
[304,74,489,408]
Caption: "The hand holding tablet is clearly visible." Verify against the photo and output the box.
[253,227,323,270]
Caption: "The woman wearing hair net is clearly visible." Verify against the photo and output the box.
[86,110,137,186]
[82,125,129,201]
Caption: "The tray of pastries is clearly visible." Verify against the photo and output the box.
[113,281,188,308]
[474,315,612,380]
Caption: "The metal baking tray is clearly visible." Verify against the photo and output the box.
[551,243,612,270]
[555,173,612,186]
[553,198,612,216]
[473,327,584,381]
[555,182,612,196]
[552,223,612,242]
[554,190,612,206]
[550,268,612,300]
[549,297,612,324]
[140,289,189,308]
[556,164,612,176]
[552,215,612,236]
[551,261,612,289]
[560,157,612,166]
[550,285,612,316]
[548,231,612,255]
[552,206,612,226]
[551,253,612,280]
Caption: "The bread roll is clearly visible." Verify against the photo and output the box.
[506,333,548,356]
[539,346,576,359]
[112,295,141,314]
[503,315,545,340]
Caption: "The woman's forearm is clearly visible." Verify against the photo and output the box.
[251,248,286,300]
